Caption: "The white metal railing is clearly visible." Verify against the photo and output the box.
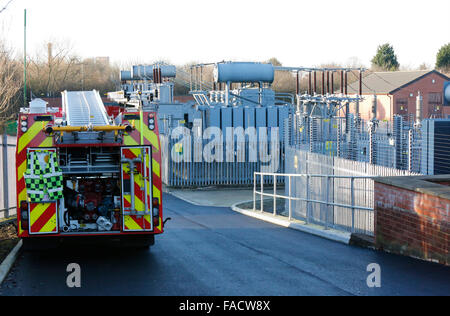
[0,207,17,221]
[253,172,375,235]
[1,134,17,221]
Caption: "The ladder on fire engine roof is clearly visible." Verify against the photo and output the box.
[62,90,110,127]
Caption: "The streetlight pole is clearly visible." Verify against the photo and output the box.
[24,9,27,106]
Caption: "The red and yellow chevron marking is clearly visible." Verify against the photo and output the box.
[16,118,54,237]
[29,202,57,234]
[122,112,163,233]
[121,147,153,232]
[123,112,159,150]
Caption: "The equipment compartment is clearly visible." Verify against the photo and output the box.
[60,174,122,234]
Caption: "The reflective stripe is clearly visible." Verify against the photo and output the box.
[47,187,63,193]
[29,203,57,234]
[39,213,57,233]
[124,216,142,231]
[17,123,43,154]
[43,172,62,178]
[24,174,41,179]
[152,158,160,178]
[18,160,27,182]
[30,203,49,227]
[26,190,44,195]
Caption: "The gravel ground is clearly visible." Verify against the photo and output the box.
[0,223,19,263]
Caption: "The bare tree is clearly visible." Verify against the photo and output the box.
[0,0,22,131]
[0,41,21,130]
[28,41,78,96]
[27,40,119,97]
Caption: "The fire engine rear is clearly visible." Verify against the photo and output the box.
[16,90,164,249]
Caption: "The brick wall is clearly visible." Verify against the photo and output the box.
[375,181,449,265]
[392,72,449,119]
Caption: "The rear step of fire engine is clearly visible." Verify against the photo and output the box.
[62,90,110,127]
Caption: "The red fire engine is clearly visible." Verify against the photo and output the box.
[16,90,164,249]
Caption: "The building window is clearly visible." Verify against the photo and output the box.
[432,79,436,84]
[396,98,408,112]
[428,92,442,105]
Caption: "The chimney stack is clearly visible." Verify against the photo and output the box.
[48,42,52,64]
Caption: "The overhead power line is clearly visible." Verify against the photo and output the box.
[0,0,13,14]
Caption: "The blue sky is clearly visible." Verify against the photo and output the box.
[1,0,449,68]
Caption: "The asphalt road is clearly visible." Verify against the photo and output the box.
[0,194,449,296]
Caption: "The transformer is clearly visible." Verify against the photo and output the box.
[214,62,275,83]
[421,119,450,175]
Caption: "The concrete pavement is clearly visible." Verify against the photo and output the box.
[166,187,254,207]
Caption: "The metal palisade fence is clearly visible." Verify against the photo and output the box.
[281,146,419,235]
[0,133,17,220]
[160,134,285,187]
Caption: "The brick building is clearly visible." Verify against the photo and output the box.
[347,70,450,121]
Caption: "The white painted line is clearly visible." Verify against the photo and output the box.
[231,204,351,245]
[0,240,22,285]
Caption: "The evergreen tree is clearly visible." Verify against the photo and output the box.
[371,43,400,71]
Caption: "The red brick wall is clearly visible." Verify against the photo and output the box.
[392,72,449,119]
[374,182,449,265]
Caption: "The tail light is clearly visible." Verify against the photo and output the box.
[148,114,156,131]
[20,116,28,133]
[152,198,160,226]
[20,200,29,230]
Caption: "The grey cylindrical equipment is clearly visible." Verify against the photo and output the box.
[416,92,423,123]
[445,83,450,105]
[132,65,142,79]
[214,62,275,83]
[155,65,176,78]
[120,71,132,81]
[131,65,176,80]
[371,94,377,120]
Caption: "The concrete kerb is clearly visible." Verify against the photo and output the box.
[0,240,22,285]
[0,217,17,228]
[167,190,203,206]
[231,201,351,245]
